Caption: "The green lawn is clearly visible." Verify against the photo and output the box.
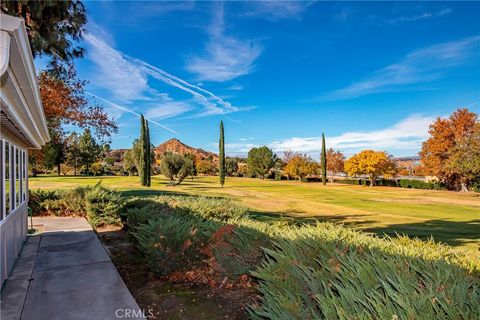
[29,175,480,258]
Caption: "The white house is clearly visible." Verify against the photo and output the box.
[0,13,50,286]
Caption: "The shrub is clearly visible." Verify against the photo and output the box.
[131,212,215,275]
[42,198,64,216]
[148,195,248,221]
[123,196,267,278]
[376,179,398,187]
[85,184,125,228]
[29,189,58,215]
[471,180,480,193]
[333,178,363,185]
[178,196,247,221]
[58,186,90,216]
[123,199,175,231]
[29,187,88,216]
[121,196,479,319]
[249,223,480,320]
[209,220,275,277]
[399,179,445,190]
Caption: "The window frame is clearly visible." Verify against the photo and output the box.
[1,139,27,222]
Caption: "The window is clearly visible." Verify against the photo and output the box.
[22,150,27,202]
[15,147,20,207]
[4,141,10,216]
[1,140,28,220]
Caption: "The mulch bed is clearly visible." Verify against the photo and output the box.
[96,226,255,320]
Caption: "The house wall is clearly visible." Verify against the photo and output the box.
[0,131,29,286]
[1,13,49,288]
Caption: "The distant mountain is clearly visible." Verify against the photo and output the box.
[155,138,218,160]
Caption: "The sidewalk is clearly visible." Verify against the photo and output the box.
[1,217,145,320]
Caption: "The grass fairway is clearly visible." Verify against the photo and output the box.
[29,175,480,258]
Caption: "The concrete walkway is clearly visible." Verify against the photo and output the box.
[1,217,145,320]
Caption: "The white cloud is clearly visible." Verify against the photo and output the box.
[269,114,435,156]
[85,30,248,118]
[129,56,245,116]
[389,8,452,24]
[87,92,178,134]
[186,3,262,82]
[84,33,150,101]
[226,142,258,153]
[242,1,314,21]
[320,35,480,100]
[144,101,193,120]
[227,84,243,91]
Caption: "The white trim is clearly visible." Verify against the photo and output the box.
[12,146,16,211]
[0,13,50,146]
[9,25,49,141]
[2,68,45,148]
[0,139,28,222]
[0,31,10,76]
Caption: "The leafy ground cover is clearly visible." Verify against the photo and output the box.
[29,175,480,257]
[120,195,480,319]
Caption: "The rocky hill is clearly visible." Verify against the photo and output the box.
[155,138,218,160]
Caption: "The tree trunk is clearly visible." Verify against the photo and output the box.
[57,163,61,176]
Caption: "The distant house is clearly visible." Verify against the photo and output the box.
[0,14,50,285]
[393,156,422,176]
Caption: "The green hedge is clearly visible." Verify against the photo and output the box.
[121,194,248,222]
[85,185,125,228]
[250,224,480,319]
[333,178,363,185]
[470,180,480,193]
[29,184,124,228]
[333,178,448,190]
[132,212,214,275]
[399,179,445,190]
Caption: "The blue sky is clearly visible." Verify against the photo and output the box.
[53,1,480,157]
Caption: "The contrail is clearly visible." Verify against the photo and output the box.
[126,56,239,114]
[86,92,178,134]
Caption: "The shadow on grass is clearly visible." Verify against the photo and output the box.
[119,189,190,198]
[365,219,480,249]
[119,189,230,201]
[248,211,480,252]
[248,210,376,228]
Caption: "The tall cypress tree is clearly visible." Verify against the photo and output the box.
[321,132,327,185]
[219,120,225,187]
[145,119,151,187]
[139,115,147,186]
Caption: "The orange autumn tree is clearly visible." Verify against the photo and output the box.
[284,154,318,182]
[345,150,397,186]
[420,108,479,190]
[326,148,345,181]
[33,61,117,175]
[39,61,117,138]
